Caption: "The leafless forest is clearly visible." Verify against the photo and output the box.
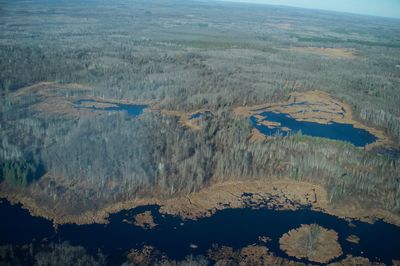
[1,0,400,264]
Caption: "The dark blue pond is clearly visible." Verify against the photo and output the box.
[74,99,148,117]
[190,111,212,120]
[251,111,378,147]
[0,199,55,244]
[1,198,400,265]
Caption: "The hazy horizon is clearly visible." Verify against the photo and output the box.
[220,0,400,19]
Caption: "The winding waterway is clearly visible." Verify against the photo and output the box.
[1,198,400,265]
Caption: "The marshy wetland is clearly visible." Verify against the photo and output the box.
[2,62,400,266]
[1,0,400,265]
[2,195,400,265]
[235,90,392,150]
[74,99,148,118]
[250,111,378,147]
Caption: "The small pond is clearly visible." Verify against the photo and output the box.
[251,111,378,147]
[190,111,213,120]
[1,198,400,265]
[74,99,148,117]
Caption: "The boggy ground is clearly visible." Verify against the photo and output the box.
[132,211,157,229]
[160,109,214,131]
[234,90,392,150]
[2,179,400,227]
[10,81,211,131]
[9,82,154,118]
[279,224,342,263]
[2,84,400,227]
[157,180,400,227]
[11,83,394,149]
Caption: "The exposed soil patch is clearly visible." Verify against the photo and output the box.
[279,224,342,263]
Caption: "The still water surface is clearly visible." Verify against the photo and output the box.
[1,198,400,265]
[251,111,378,147]
[74,99,148,117]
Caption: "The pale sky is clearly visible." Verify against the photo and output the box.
[221,0,400,19]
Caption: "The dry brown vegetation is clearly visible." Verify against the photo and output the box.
[158,179,328,219]
[127,246,166,266]
[346,234,360,244]
[159,180,400,225]
[3,178,400,227]
[133,211,157,229]
[160,109,213,131]
[328,255,386,266]
[126,244,310,265]
[289,47,357,59]
[9,82,154,118]
[206,244,384,265]
[207,245,306,266]
[2,5,400,231]
[279,224,343,263]
[234,90,391,150]
[1,0,400,264]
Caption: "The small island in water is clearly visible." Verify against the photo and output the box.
[1,0,400,265]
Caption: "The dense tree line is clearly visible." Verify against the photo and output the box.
[1,0,399,141]
[1,100,398,216]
